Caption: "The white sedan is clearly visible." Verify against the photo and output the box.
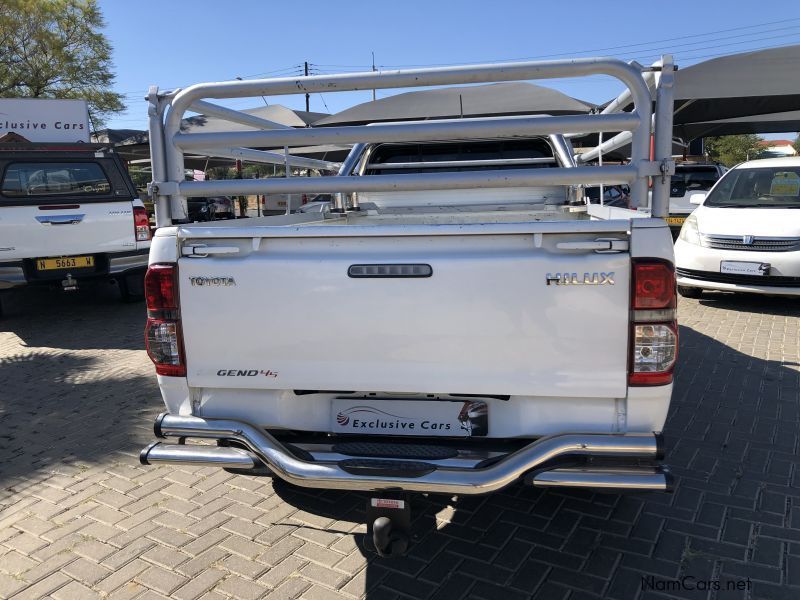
[674,157,800,297]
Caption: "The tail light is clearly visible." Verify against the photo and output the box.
[144,264,185,376]
[629,259,677,386]
[134,206,151,241]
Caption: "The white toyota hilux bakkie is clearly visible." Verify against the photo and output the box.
[139,56,679,553]
[0,143,151,314]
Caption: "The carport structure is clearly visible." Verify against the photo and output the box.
[98,105,347,172]
[579,44,800,162]
[313,82,596,126]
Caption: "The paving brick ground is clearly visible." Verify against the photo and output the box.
[1,284,799,599]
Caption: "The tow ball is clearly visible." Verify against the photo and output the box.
[61,273,78,291]
[363,495,411,558]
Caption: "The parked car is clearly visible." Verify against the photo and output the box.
[0,143,150,312]
[186,196,234,221]
[260,193,305,214]
[675,157,800,297]
[296,193,332,213]
[666,162,726,235]
[584,185,630,207]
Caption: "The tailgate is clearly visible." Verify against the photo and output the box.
[179,229,631,398]
[1,201,135,259]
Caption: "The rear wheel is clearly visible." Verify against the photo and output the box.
[119,272,145,302]
[678,285,703,299]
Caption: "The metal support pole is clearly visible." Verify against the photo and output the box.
[192,146,339,171]
[180,164,639,198]
[188,100,291,130]
[255,173,261,217]
[651,55,676,219]
[284,146,291,216]
[304,62,310,112]
[147,87,171,228]
[371,52,376,101]
[175,113,642,151]
[598,132,604,206]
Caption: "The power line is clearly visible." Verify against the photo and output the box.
[375,18,800,68]
[614,33,800,64]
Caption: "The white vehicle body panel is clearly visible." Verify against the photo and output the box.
[358,186,567,208]
[179,229,631,400]
[1,202,139,259]
[261,193,302,213]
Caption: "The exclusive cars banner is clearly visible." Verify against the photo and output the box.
[0,98,90,143]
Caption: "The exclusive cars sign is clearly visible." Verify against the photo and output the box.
[332,399,488,437]
[0,99,90,143]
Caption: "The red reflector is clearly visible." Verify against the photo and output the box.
[629,370,674,386]
[633,260,676,310]
[145,264,178,313]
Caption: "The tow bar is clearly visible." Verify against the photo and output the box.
[363,495,411,557]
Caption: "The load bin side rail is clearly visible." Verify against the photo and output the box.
[147,55,675,227]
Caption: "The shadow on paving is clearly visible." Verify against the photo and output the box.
[266,323,800,600]
[698,291,800,317]
[0,349,158,491]
[0,282,147,351]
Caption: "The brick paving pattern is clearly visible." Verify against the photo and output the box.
[0,285,799,599]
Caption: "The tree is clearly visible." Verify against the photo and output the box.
[794,133,800,155]
[704,134,764,167]
[0,0,123,127]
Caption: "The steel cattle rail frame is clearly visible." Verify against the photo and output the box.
[147,56,675,227]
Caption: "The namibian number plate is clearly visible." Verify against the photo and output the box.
[720,261,769,276]
[665,216,686,226]
[36,255,95,271]
[332,398,488,437]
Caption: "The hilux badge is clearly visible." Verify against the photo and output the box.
[546,272,615,286]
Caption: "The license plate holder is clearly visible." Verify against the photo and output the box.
[720,260,769,276]
[332,398,488,437]
[36,255,95,271]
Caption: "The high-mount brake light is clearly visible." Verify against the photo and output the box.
[629,259,677,386]
[134,206,151,241]
[144,264,185,376]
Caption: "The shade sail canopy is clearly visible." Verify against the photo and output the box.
[675,110,800,141]
[671,44,800,125]
[181,104,328,133]
[91,128,148,145]
[93,105,349,167]
[314,82,596,126]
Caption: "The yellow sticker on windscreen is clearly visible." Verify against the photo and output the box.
[769,172,800,196]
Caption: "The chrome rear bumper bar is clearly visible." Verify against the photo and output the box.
[141,413,671,494]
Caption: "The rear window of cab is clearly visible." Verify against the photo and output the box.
[1,162,112,197]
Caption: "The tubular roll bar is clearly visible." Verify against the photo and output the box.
[147,56,675,227]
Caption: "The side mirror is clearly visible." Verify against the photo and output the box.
[689,193,707,205]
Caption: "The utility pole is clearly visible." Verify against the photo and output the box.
[304,61,310,112]
[371,51,376,101]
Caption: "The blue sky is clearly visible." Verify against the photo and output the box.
[99,1,800,140]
